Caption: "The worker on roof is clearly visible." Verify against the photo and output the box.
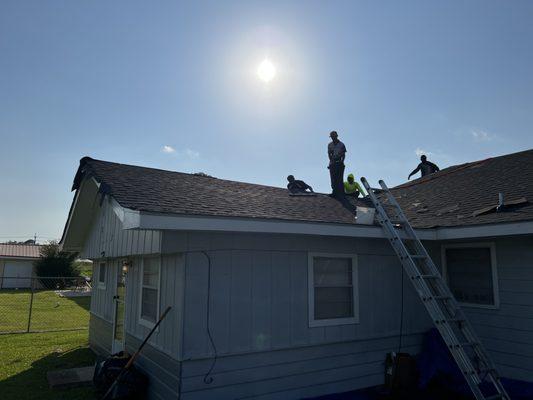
[408,154,440,180]
[327,130,346,198]
[287,175,314,194]
[344,174,366,197]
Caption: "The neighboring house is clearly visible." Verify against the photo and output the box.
[0,244,42,289]
[60,150,533,400]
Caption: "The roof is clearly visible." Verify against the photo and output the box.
[390,149,533,228]
[72,149,533,230]
[73,157,367,226]
[0,244,42,259]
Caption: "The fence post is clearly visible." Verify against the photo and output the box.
[27,277,35,333]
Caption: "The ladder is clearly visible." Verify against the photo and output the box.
[360,178,510,400]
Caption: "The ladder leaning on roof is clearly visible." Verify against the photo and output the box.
[360,178,510,400]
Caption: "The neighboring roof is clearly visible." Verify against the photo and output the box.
[72,149,533,231]
[0,244,42,259]
[391,149,533,228]
[73,157,367,226]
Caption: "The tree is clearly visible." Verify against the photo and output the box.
[34,241,79,288]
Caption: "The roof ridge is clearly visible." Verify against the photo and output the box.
[83,156,294,192]
[394,147,533,190]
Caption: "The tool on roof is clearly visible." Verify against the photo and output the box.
[361,177,510,400]
[408,154,440,180]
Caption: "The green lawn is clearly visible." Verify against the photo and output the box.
[0,330,96,400]
[0,290,90,333]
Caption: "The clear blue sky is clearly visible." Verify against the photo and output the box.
[1,1,532,242]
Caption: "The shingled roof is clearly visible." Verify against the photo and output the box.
[74,149,533,230]
[390,149,533,228]
[74,157,367,226]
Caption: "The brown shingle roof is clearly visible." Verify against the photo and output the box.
[0,244,42,259]
[75,157,367,226]
[390,149,533,228]
[74,149,533,230]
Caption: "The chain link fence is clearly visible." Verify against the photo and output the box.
[0,276,91,334]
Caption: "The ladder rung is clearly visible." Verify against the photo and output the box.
[418,274,439,279]
[447,318,466,324]
[434,295,451,300]
[409,254,427,259]
[449,341,479,349]
[484,395,503,400]
[472,368,496,376]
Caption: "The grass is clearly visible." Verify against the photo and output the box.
[0,330,96,400]
[0,290,90,333]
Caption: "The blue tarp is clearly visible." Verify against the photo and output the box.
[417,328,533,400]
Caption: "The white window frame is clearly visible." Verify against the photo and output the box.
[308,252,359,327]
[441,242,500,309]
[97,262,106,290]
[138,256,161,329]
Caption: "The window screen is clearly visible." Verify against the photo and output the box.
[141,258,160,323]
[445,247,494,305]
[313,257,354,320]
[98,263,106,284]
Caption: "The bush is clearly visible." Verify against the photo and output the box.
[34,241,79,289]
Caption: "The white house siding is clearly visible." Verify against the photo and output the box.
[82,197,161,259]
[161,231,433,399]
[0,258,35,288]
[430,236,533,382]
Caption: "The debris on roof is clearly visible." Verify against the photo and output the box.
[472,197,528,217]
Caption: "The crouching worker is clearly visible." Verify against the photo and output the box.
[287,175,314,194]
[344,173,366,197]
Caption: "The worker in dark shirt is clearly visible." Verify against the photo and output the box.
[408,155,440,180]
[327,131,347,198]
[287,175,314,194]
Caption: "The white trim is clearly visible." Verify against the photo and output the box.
[112,260,127,353]
[135,211,434,239]
[435,221,533,240]
[308,252,359,327]
[441,242,500,309]
[138,255,161,329]
[97,262,106,290]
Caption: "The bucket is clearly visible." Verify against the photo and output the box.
[356,206,375,225]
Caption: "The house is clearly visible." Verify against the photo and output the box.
[60,150,533,400]
[0,243,42,289]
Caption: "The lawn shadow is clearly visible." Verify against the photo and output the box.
[0,346,97,400]
[63,294,91,311]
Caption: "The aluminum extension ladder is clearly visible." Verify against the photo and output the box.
[360,178,510,400]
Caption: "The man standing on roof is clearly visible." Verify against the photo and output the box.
[408,155,440,180]
[327,131,346,198]
[344,173,366,197]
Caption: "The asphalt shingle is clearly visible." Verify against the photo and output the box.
[74,149,533,229]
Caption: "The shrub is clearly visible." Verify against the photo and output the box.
[34,241,79,289]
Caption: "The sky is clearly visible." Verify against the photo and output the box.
[1,0,533,242]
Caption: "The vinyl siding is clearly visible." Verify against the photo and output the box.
[161,231,432,399]
[431,236,533,382]
[82,196,161,259]
[89,313,113,356]
[125,333,181,400]
[180,333,423,400]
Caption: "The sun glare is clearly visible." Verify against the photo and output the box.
[257,59,276,83]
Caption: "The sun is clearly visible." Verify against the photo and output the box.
[257,59,276,83]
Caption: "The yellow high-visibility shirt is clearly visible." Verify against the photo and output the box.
[344,180,365,195]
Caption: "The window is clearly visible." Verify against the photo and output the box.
[139,257,160,327]
[308,253,359,327]
[442,243,499,308]
[98,263,106,289]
